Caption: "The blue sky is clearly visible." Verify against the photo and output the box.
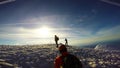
[0,0,120,45]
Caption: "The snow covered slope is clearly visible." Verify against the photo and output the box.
[95,44,120,51]
[0,44,120,68]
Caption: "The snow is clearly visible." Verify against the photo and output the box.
[0,44,120,68]
[94,44,120,50]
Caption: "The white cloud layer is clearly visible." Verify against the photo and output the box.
[1,23,120,45]
[0,0,16,5]
[101,0,120,7]
[72,25,120,45]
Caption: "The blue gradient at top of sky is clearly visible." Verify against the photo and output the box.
[0,0,120,45]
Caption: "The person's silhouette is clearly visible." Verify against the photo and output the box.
[65,38,68,46]
[54,35,59,48]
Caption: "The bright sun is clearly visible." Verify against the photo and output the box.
[35,26,51,38]
[39,27,49,35]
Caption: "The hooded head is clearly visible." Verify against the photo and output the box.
[59,44,67,54]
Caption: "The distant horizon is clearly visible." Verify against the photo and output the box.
[0,39,120,47]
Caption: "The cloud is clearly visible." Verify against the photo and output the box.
[88,25,120,42]
[101,0,120,7]
[0,26,31,39]
[1,23,120,45]
[71,25,120,45]
[96,25,120,36]
[0,0,16,5]
[0,24,70,44]
[0,23,72,40]
[0,14,72,40]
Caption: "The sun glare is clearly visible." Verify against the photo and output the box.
[35,26,51,38]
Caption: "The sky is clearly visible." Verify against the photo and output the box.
[0,0,120,46]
